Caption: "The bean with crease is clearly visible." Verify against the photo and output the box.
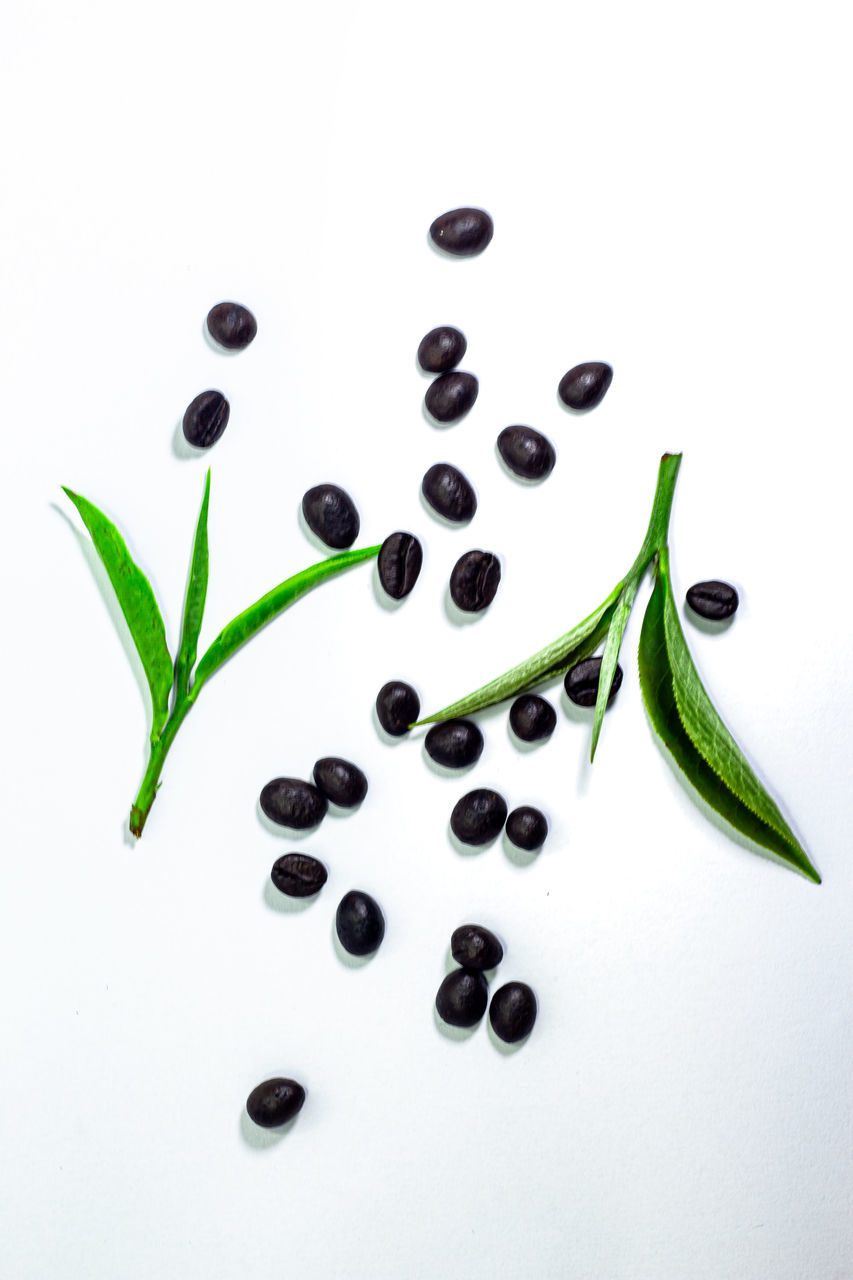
[270,853,328,897]
[182,390,230,448]
[260,777,327,829]
[378,532,423,599]
[450,550,501,612]
[686,580,739,620]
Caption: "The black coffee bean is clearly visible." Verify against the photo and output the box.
[418,326,467,373]
[451,923,504,970]
[435,968,489,1028]
[270,853,328,898]
[509,695,557,743]
[301,483,360,549]
[489,982,537,1044]
[246,1077,305,1128]
[312,757,368,808]
[335,889,385,956]
[497,425,556,481]
[260,777,328,829]
[378,532,423,599]
[376,681,420,736]
[558,361,613,411]
[450,788,508,845]
[425,719,484,768]
[686,580,739,620]
[206,301,257,350]
[564,657,623,708]
[182,389,230,448]
[429,207,494,257]
[421,463,477,523]
[450,550,501,612]
[424,371,479,423]
[505,806,548,852]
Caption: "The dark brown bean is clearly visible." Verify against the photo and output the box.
[270,853,328,897]
[376,681,420,736]
[425,719,484,768]
[301,484,360,549]
[497,425,556,480]
[451,923,504,970]
[509,695,557,742]
[450,550,501,612]
[206,302,257,350]
[260,777,328,829]
[378,532,423,599]
[450,788,508,845]
[686,580,739,620]
[564,657,623,708]
[429,207,494,257]
[557,362,613,411]
[425,371,479,423]
[417,326,467,373]
[505,806,548,852]
[435,968,489,1027]
[182,389,230,448]
[422,463,477,523]
[335,889,385,956]
[312,757,368,808]
[489,982,537,1043]
[246,1077,305,1128]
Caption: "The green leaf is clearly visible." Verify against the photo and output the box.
[590,579,638,762]
[190,543,381,698]
[639,566,819,883]
[174,469,211,698]
[63,486,173,737]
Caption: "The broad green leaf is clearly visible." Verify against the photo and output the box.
[590,579,638,762]
[174,469,211,697]
[63,486,173,737]
[639,569,819,883]
[190,543,381,697]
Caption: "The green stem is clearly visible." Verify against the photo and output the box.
[625,451,682,582]
[129,697,194,838]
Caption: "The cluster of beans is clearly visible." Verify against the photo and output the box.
[436,923,537,1043]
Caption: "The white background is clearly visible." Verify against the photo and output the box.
[2,2,852,1277]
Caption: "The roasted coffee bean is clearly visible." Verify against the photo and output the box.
[564,656,623,708]
[301,483,360,549]
[246,1077,305,1128]
[505,806,548,852]
[378,532,423,599]
[312,757,368,808]
[182,389,230,448]
[450,788,508,845]
[435,968,489,1028]
[418,326,467,373]
[450,550,501,612]
[429,207,494,257]
[424,371,479,423]
[421,462,477,523]
[260,777,328,829]
[425,719,484,768]
[558,361,613,411]
[335,889,385,956]
[489,982,537,1044]
[497,425,556,480]
[451,923,504,970]
[206,301,257,350]
[376,680,420,736]
[686,579,739,620]
[270,853,328,898]
[509,695,557,743]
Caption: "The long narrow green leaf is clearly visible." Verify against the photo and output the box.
[63,486,173,737]
[639,569,819,883]
[590,579,638,762]
[174,469,211,698]
[190,543,381,697]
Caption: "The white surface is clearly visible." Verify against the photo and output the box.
[2,2,852,1277]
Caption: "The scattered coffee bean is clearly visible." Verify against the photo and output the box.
[246,1077,306,1128]
[505,806,548,852]
[497,425,556,481]
[489,982,537,1044]
[421,462,477,523]
[450,550,501,612]
[376,680,420,736]
[509,695,557,743]
[378,532,423,599]
[301,483,360,549]
[429,207,494,257]
[435,968,489,1027]
[451,923,504,970]
[564,656,623,708]
[418,326,467,373]
[206,301,257,350]
[425,371,479,423]
[312,757,368,808]
[336,889,385,956]
[270,853,328,898]
[450,788,508,845]
[686,580,739,620]
[425,719,484,768]
[260,777,328,829]
[182,389,230,448]
[558,362,613,411]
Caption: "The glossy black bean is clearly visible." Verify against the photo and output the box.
[497,425,556,480]
[335,889,385,956]
[450,550,501,612]
[429,207,494,257]
[260,777,328,829]
[312,757,368,807]
[378,532,423,599]
[182,389,230,448]
[376,681,420,736]
[270,853,328,897]
[450,789,508,845]
[564,657,623,708]
[450,923,504,970]
[425,371,479,423]
[424,719,484,768]
[557,362,613,411]
[421,463,477,523]
[686,580,739,620]
[509,695,557,743]
[301,484,360,549]
[505,806,548,852]
[246,1077,305,1128]
[418,326,467,373]
[435,968,489,1028]
[489,982,537,1043]
[206,301,257,350]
